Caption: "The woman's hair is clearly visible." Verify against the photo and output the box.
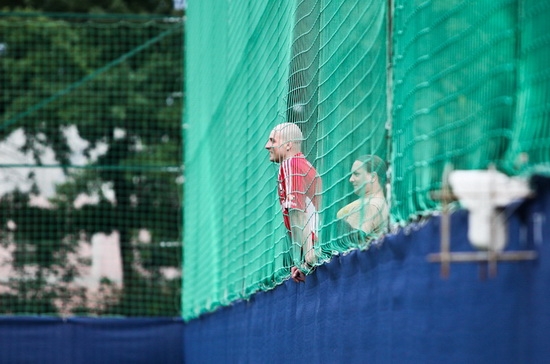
[355,155,387,195]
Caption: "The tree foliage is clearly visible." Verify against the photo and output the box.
[0,7,184,316]
[1,0,182,16]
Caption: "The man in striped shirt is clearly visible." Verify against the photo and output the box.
[265,123,321,283]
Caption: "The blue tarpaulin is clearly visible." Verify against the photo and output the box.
[183,176,550,363]
[2,176,550,364]
[0,317,184,364]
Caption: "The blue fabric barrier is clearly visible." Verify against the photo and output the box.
[0,317,184,364]
[1,177,549,363]
[183,176,550,364]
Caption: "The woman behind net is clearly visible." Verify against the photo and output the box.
[336,155,389,248]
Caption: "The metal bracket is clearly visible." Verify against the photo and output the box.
[427,165,537,278]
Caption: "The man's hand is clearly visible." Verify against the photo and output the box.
[291,266,306,283]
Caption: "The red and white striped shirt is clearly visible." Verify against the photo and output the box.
[278,153,321,238]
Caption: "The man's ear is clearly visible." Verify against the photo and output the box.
[285,141,292,151]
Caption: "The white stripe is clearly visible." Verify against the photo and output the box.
[305,196,319,234]
[283,158,292,204]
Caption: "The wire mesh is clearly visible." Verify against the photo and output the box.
[184,0,550,320]
[0,12,184,316]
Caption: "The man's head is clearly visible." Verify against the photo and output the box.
[349,155,387,196]
[264,123,303,163]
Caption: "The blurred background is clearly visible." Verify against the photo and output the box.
[0,0,185,317]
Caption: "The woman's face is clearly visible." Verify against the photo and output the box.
[349,160,374,196]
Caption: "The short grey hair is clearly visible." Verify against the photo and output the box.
[273,123,303,147]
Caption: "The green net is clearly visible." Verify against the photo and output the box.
[184,0,550,321]
[391,0,518,221]
[183,0,388,319]
[391,0,550,221]
[184,1,296,318]
[315,1,388,254]
[0,12,184,316]
[503,0,550,174]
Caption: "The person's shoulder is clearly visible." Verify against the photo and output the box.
[282,153,302,165]
[280,157,293,170]
[369,196,387,207]
[291,153,316,170]
[365,196,389,217]
[337,200,361,218]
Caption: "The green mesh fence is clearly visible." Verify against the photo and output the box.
[0,12,184,316]
[504,0,550,174]
[391,0,550,221]
[183,0,387,319]
[184,1,296,318]
[184,0,550,321]
[391,0,518,221]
